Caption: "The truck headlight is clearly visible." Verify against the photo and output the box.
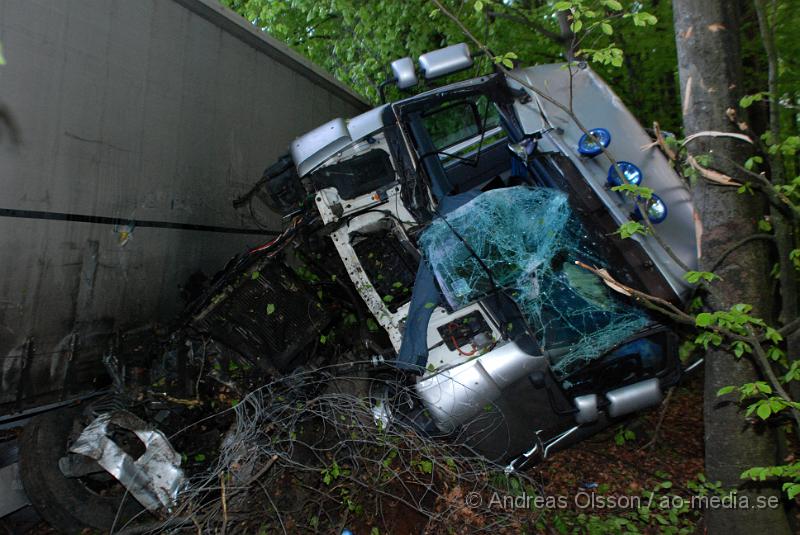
[634,193,668,224]
[607,161,643,187]
[577,128,611,157]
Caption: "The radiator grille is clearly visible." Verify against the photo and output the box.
[191,260,329,372]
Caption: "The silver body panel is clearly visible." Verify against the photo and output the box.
[418,43,473,80]
[347,104,388,141]
[66,411,185,512]
[508,64,698,297]
[573,394,599,425]
[291,118,352,177]
[415,342,547,433]
[606,378,663,418]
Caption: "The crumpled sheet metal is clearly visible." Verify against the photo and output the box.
[69,410,185,512]
[419,186,649,375]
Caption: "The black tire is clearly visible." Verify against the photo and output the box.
[19,404,146,534]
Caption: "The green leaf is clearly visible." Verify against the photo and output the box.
[765,327,783,344]
[684,270,719,284]
[784,483,800,500]
[571,19,583,32]
[604,0,623,10]
[756,382,772,394]
[601,22,613,35]
[611,183,654,199]
[251,271,260,280]
[740,92,767,109]
[717,386,735,396]
[732,341,751,358]
[790,249,800,268]
[474,0,483,12]
[554,1,573,11]
[417,459,433,474]
[695,312,714,327]
[616,220,647,239]
[756,402,772,420]
[267,303,276,315]
[745,155,763,171]
[0,43,5,66]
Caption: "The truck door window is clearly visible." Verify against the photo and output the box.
[421,96,502,158]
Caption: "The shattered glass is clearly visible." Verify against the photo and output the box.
[419,186,650,376]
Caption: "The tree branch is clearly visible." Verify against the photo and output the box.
[486,10,565,44]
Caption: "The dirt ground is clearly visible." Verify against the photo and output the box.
[14,374,708,535]
[538,373,705,500]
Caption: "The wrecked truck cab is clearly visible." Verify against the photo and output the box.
[19,44,702,532]
[287,43,698,460]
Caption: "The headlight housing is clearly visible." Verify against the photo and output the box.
[607,161,643,187]
[634,193,668,224]
[577,128,611,157]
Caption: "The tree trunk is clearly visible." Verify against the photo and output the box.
[557,10,575,61]
[672,1,791,533]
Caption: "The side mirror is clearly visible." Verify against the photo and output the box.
[507,138,537,164]
[573,394,598,424]
[391,57,418,90]
[418,43,473,80]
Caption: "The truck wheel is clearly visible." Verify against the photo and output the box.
[19,404,145,533]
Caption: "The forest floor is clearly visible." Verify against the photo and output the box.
[18,373,707,535]
[525,372,706,532]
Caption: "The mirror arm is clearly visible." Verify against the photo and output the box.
[378,78,396,104]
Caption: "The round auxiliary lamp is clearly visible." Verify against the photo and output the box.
[577,128,611,157]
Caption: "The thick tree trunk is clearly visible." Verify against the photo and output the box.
[672,1,791,534]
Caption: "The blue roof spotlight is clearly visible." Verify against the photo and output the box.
[577,128,611,157]
[607,161,643,187]
[634,193,668,224]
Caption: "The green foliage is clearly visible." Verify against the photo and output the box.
[739,91,768,108]
[611,183,654,199]
[412,458,434,474]
[616,220,648,239]
[536,473,711,534]
[683,271,720,284]
[321,460,350,485]
[220,0,682,129]
[741,462,800,500]
[493,51,518,69]
[790,248,800,269]
[693,303,765,335]
[745,156,764,172]
[614,425,636,445]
